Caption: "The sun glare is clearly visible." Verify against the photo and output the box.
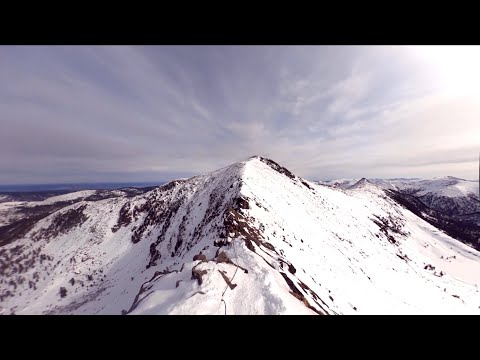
[408,45,480,97]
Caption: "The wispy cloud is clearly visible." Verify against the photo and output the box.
[0,45,478,184]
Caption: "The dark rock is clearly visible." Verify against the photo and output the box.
[193,253,207,262]
[59,287,67,298]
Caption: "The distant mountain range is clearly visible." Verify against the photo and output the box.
[317,177,480,226]
[0,182,165,193]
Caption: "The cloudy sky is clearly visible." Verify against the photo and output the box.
[1,45,479,184]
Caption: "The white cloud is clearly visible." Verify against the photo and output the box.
[0,46,478,183]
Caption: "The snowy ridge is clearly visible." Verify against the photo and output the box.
[1,157,480,314]
[30,190,98,205]
[321,177,479,199]
[381,177,478,199]
[0,190,97,228]
[317,178,359,189]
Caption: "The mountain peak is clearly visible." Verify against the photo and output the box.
[430,175,468,182]
[348,177,371,189]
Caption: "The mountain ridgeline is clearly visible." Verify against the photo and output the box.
[1,157,480,315]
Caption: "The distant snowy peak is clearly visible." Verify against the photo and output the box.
[346,179,389,198]
[319,177,478,199]
[412,178,478,199]
[432,176,466,181]
[415,178,476,198]
[348,178,371,188]
[318,177,386,194]
[317,179,359,189]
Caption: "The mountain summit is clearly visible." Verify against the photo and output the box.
[1,157,480,315]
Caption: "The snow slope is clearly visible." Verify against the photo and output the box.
[1,157,480,315]
[0,202,24,227]
[320,177,479,198]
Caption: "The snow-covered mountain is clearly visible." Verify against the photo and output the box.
[319,176,480,225]
[1,157,480,315]
[0,187,156,230]
[319,176,479,198]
